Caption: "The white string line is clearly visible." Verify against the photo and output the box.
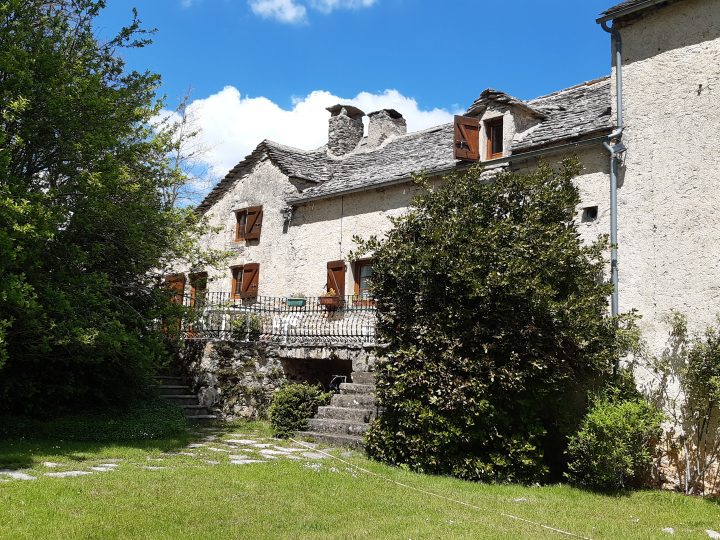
[290,438,593,540]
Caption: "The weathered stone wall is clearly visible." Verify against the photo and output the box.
[612,0,720,355]
[185,340,379,419]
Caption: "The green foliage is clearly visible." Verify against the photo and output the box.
[645,312,720,495]
[269,382,331,438]
[360,161,618,483]
[230,314,264,341]
[0,1,219,413]
[566,390,663,491]
[0,399,187,441]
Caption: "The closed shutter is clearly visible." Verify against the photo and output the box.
[453,115,480,162]
[241,263,260,298]
[245,206,263,240]
[326,260,346,297]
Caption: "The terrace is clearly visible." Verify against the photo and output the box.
[180,292,378,345]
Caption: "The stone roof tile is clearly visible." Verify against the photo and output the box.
[513,77,612,151]
[198,77,613,210]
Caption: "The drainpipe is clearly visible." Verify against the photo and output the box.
[600,20,624,321]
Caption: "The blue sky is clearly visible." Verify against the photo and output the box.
[96,1,615,189]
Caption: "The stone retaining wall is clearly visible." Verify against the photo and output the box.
[182,340,380,420]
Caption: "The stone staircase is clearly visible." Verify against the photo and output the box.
[155,375,218,422]
[298,371,377,449]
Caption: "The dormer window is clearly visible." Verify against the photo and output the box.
[485,117,504,160]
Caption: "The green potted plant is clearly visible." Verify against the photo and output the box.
[319,288,344,310]
[286,293,306,308]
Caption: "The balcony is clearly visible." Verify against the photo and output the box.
[180,293,378,345]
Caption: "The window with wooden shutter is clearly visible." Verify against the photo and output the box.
[230,264,259,299]
[189,272,208,307]
[453,115,480,162]
[241,263,260,298]
[165,274,186,305]
[245,206,263,240]
[235,210,247,242]
[485,117,504,160]
[326,260,346,297]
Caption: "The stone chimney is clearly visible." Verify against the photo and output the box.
[326,104,365,157]
[367,109,407,148]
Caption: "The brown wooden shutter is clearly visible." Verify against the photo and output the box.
[165,274,186,305]
[326,260,346,297]
[241,263,260,298]
[245,206,263,240]
[453,115,480,161]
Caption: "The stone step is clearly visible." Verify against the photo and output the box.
[162,395,199,406]
[156,375,186,384]
[186,414,219,422]
[351,371,376,385]
[154,384,192,396]
[330,393,376,409]
[339,383,375,395]
[307,418,370,436]
[316,406,374,423]
[297,431,364,450]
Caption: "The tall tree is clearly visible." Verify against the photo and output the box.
[0,0,209,414]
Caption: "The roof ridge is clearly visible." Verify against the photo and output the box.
[528,76,610,103]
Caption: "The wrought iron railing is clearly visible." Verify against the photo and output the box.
[181,292,377,345]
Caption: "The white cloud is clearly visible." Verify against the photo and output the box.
[308,0,377,14]
[167,86,457,191]
[248,0,308,24]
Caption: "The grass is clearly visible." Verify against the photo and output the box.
[0,421,718,540]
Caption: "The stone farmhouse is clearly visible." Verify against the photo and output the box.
[170,0,720,428]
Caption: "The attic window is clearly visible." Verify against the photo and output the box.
[485,117,504,160]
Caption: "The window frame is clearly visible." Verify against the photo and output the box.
[234,209,248,242]
[230,264,259,300]
[353,259,375,303]
[485,117,504,160]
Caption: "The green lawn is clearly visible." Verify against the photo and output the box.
[0,421,717,540]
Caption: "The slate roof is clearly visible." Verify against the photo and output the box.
[466,89,547,119]
[287,124,456,203]
[198,77,613,211]
[598,0,678,21]
[513,77,612,152]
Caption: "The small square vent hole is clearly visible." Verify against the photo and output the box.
[582,205,598,222]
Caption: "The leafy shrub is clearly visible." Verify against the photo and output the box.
[566,392,663,491]
[645,312,720,494]
[269,383,331,438]
[231,314,263,341]
[0,399,187,442]
[357,161,620,483]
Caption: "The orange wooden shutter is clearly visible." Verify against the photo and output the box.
[241,263,260,298]
[326,260,346,297]
[453,115,480,162]
[245,206,263,240]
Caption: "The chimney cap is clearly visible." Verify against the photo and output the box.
[368,108,403,119]
[326,104,365,119]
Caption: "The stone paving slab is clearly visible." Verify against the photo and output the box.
[0,428,357,482]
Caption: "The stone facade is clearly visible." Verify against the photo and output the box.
[185,340,380,419]
[172,0,719,419]
[611,0,720,355]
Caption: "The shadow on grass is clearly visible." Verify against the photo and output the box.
[0,400,214,470]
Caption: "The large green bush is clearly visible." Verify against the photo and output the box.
[566,392,663,491]
[269,383,331,438]
[0,1,217,414]
[359,161,619,483]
